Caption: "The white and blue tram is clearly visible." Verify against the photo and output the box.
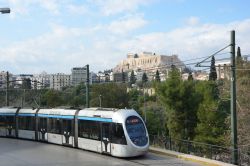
[0,107,149,157]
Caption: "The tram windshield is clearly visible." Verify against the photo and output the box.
[125,116,148,146]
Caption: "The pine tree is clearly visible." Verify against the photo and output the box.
[142,72,148,84]
[236,46,243,67]
[122,69,126,83]
[194,81,228,146]
[156,68,200,141]
[155,70,161,82]
[237,46,242,58]
[209,56,217,81]
[130,70,136,85]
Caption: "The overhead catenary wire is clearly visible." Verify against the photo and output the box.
[196,44,231,67]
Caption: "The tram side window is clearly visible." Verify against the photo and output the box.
[89,121,100,140]
[6,116,15,128]
[62,119,73,135]
[78,120,88,138]
[18,116,35,130]
[78,120,100,140]
[48,118,61,134]
[38,118,47,130]
[0,116,5,128]
[111,123,127,145]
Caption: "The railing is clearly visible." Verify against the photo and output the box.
[149,135,250,166]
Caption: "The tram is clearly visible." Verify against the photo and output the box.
[0,107,149,157]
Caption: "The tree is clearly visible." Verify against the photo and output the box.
[128,89,141,110]
[156,67,200,140]
[155,70,161,82]
[142,72,148,84]
[237,46,242,59]
[235,56,250,146]
[130,70,136,85]
[236,46,243,74]
[142,102,167,136]
[90,83,128,108]
[122,69,126,83]
[41,90,63,107]
[209,56,217,81]
[22,78,31,89]
[194,81,229,146]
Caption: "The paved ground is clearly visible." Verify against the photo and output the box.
[0,138,202,166]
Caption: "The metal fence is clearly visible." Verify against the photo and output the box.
[149,135,250,165]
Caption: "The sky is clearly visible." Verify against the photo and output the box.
[0,0,250,74]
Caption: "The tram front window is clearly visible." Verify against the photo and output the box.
[125,116,148,146]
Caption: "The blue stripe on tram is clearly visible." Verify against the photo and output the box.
[0,113,16,116]
[37,114,74,119]
[78,116,112,122]
[18,113,35,117]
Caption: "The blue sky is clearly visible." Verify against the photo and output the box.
[0,0,250,74]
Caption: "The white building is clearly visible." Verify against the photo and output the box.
[96,71,111,83]
[13,74,34,89]
[31,72,50,89]
[71,67,87,86]
[50,73,71,90]
[193,71,209,81]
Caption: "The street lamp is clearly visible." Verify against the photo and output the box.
[0,8,10,14]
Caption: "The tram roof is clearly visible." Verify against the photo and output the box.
[78,108,119,119]
[84,108,119,112]
[19,108,37,114]
[38,108,78,116]
[0,107,18,114]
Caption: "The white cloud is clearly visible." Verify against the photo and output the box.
[67,4,90,15]
[0,0,69,17]
[186,16,200,26]
[0,25,82,73]
[107,14,147,35]
[1,18,250,74]
[119,19,250,62]
[90,0,150,16]
[38,0,61,15]
[0,23,123,73]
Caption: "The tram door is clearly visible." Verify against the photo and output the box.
[38,117,48,142]
[101,123,111,154]
[62,119,73,146]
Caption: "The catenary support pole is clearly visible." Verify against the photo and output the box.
[6,71,9,106]
[230,30,238,165]
[86,64,90,108]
